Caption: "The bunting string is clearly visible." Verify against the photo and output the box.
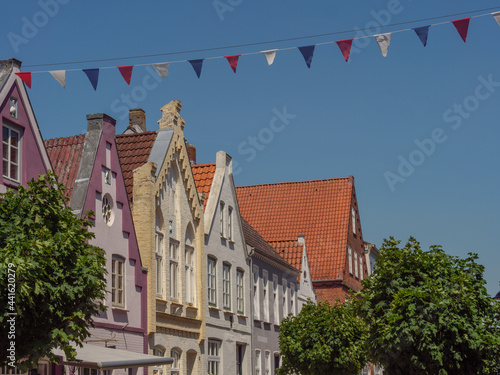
[14,10,500,89]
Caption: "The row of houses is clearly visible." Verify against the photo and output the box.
[1,58,378,375]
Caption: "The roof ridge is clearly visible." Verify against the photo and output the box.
[116,130,157,138]
[44,133,85,145]
[192,162,216,168]
[236,176,351,189]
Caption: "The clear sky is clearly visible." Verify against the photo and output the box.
[2,0,499,295]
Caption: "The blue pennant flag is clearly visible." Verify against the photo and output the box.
[298,45,315,68]
[413,26,430,47]
[189,59,204,78]
[83,68,99,90]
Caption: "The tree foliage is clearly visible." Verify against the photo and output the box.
[356,237,500,375]
[0,173,107,369]
[278,300,368,375]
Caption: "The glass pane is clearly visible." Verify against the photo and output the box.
[3,144,8,160]
[10,132,18,147]
[3,127,9,142]
[3,160,8,177]
[10,164,17,180]
[10,147,17,163]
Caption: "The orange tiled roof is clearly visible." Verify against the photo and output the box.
[270,240,304,277]
[44,134,86,199]
[115,131,157,202]
[191,163,216,210]
[236,177,354,281]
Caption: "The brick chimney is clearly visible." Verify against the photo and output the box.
[187,144,196,164]
[129,108,146,132]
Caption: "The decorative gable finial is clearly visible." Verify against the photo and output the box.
[158,99,185,130]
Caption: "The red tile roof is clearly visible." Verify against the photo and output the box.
[44,134,86,199]
[115,131,157,202]
[270,240,304,278]
[191,163,216,210]
[236,177,354,281]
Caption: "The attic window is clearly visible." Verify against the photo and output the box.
[102,194,114,226]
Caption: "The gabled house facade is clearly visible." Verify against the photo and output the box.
[241,218,301,375]
[44,113,157,374]
[0,58,51,192]
[236,177,369,303]
[116,101,205,375]
[192,151,252,375]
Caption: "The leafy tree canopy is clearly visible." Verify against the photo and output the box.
[0,173,107,369]
[278,300,368,375]
[356,237,500,375]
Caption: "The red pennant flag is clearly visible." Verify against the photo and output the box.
[224,55,241,73]
[451,18,471,43]
[118,65,134,85]
[15,72,32,89]
[335,39,354,62]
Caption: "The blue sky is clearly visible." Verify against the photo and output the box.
[2,0,499,295]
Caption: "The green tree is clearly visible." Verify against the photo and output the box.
[356,237,500,375]
[278,300,368,375]
[0,173,107,369]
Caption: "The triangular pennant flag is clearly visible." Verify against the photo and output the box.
[451,17,471,43]
[413,25,430,47]
[374,33,392,57]
[225,55,241,73]
[189,59,204,78]
[15,72,32,89]
[153,62,170,78]
[298,45,315,68]
[83,69,99,90]
[261,50,277,65]
[118,65,134,85]
[492,12,500,27]
[335,38,354,62]
[49,70,66,88]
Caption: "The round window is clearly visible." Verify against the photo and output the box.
[102,194,114,226]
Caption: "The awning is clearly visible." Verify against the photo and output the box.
[52,344,173,369]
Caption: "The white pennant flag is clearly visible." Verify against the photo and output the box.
[152,62,170,78]
[492,12,500,27]
[49,70,66,88]
[261,50,277,65]
[374,33,392,57]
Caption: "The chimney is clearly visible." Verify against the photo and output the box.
[129,109,146,132]
[297,235,305,246]
[187,144,196,164]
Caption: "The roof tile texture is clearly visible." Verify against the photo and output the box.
[191,163,216,210]
[236,178,354,281]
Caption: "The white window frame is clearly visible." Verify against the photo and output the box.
[207,340,221,375]
[348,245,353,275]
[265,350,271,375]
[207,257,217,306]
[227,206,233,241]
[253,265,260,320]
[185,245,195,304]
[282,279,288,319]
[255,349,261,375]
[273,275,279,324]
[169,240,179,300]
[223,263,231,310]
[354,251,359,278]
[352,206,356,235]
[111,256,125,307]
[236,269,244,314]
[263,270,269,322]
[170,348,181,375]
[2,124,21,183]
[359,255,364,281]
[220,201,225,238]
[290,283,296,316]
[156,232,163,296]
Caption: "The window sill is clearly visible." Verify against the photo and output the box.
[2,178,20,189]
[209,305,220,311]
[170,300,183,308]
[186,304,198,312]
[111,306,129,312]
[237,312,246,318]
[223,309,233,315]
[228,239,235,244]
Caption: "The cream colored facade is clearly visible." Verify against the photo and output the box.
[131,101,206,375]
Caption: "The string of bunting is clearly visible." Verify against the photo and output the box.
[15,12,500,90]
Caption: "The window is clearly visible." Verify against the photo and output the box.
[111,256,125,307]
[185,245,195,304]
[3,125,21,182]
[156,232,163,295]
[207,257,217,306]
[255,350,261,375]
[223,263,231,310]
[236,269,244,314]
[253,266,260,320]
[348,245,353,274]
[354,251,359,278]
[263,270,269,322]
[236,344,245,375]
[170,349,181,375]
[359,255,364,281]
[274,353,281,375]
[153,346,164,356]
[282,280,288,318]
[220,201,225,237]
[9,97,17,119]
[102,194,114,226]
[351,206,356,235]
[265,351,271,375]
[273,275,279,324]
[169,240,179,299]
[227,206,233,241]
[207,340,220,375]
[290,283,296,316]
